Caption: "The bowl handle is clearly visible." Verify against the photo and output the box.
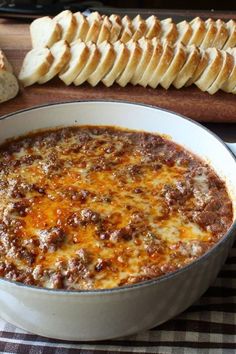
[226,143,236,157]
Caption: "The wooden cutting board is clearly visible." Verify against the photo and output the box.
[0,16,236,122]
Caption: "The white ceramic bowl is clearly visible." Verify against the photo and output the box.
[0,100,235,341]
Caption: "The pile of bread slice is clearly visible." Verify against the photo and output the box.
[0,50,19,103]
[19,10,236,94]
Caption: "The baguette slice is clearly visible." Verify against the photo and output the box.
[207,50,233,94]
[132,14,147,41]
[185,49,209,86]
[212,19,229,49]
[19,48,53,87]
[73,12,89,41]
[59,40,89,85]
[0,50,13,73]
[131,38,153,85]
[173,45,200,89]
[109,14,122,42]
[160,43,186,89]
[85,12,102,43]
[30,16,61,48]
[145,15,162,39]
[223,20,236,49]
[120,16,133,43]
[195,48,223,91]
[87,41,115,86]
[74,42,101,85]
[38,40,71,84]
[176,20,193,45]
[117,40,142,87]
[102,41,129,87]
[0,70,19,103]
[53,10,77,43]
[188,17,206,46]
[148,41,173,88]
[200,18,217,49]
[161,18,178,44]
[139,39,163,88]
[222,48,236,92]
[97,16,112,44]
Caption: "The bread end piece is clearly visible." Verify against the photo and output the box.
[0,70,19,103]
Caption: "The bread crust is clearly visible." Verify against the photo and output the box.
[102,41,129,87]
[88,41,116,86]
[173,45,200,88]
[222,48,236,92]
[148,42,173,88]
[176,20,193,46]
[139,40,163,87]
[53,10,77,43]
[223,20,236,49]
[116,40,142,87]
[207,50,234,94]
[30,17,61,49]
[195,48,223,91]
[160,43,186,89]
[73,12,89,42]
[59,41,89,85]
[38,40,71,84]
[19,48,53,87]
[131,39,153,85]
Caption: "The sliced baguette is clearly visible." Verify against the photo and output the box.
[97,16,112,44]
[59,40,89,85]
[19,48,53,87]
[161,18,178,44]
[200,18,217,49]
[87,41,115,86]
[139,39,163,88]
[38,40,71,84]
[30,16,61,48]
[0,70,19,103]
[132,14,147,41]
[222,48,236,92]
[207,50,233,94]
[120,16,133,43]
[84,13,101,43]
[109,14,122,42]
[116,40,142,87]
[0,50,13,73]
[195,48,223,91]
[102,41,129,87]
[185,49,209,86]
[176,20,193,45]
[212,19,229,49]
[74,42,101,86]
[145,15,162,39]
[173,45,200,88]
[131,38,153,85]
[188,17,206,46]
[53,10,77,43]
[223,20,236,49]
[148,41,173,89]
[160,43,186,89]
[73,12,89,41]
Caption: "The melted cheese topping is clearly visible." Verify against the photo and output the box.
[0,126,233,290]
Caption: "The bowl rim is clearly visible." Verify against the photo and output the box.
[0,99,235,296]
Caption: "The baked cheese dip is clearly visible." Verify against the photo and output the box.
[0,126,233,290]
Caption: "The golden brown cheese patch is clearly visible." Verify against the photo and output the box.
[0,126,233,290]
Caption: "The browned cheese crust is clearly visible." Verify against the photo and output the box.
[0,126,233,290]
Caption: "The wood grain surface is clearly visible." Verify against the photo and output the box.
[0,16,236,122]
